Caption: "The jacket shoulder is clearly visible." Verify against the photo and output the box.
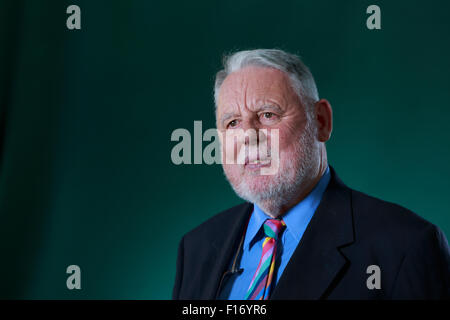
[183,202,252,243]
[350,188,442,246]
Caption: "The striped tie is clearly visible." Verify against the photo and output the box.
[245,219,286,300]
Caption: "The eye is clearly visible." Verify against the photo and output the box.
[259,111,279,123]
[227,119,238,128]
[263,112,273,119]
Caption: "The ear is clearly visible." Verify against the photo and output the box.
[314,99,333,142]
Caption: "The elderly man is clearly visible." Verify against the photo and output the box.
[172,49,450,300]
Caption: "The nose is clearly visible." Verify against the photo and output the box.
[241,117,259,131]
[240,118,264,146]
[240,119,268,147]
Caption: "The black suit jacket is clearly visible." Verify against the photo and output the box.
[172,167,450,299]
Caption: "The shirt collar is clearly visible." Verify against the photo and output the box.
[244,166,331,250]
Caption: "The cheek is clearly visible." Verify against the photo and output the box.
[222,163,242,180]
[276,115,308,145]
[220,133,244,164]
[223,142,237,163]
[274,128,298,156]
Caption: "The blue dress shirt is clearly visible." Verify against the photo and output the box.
[219,166,331,300]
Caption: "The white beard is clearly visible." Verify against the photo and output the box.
[224,119,319,209]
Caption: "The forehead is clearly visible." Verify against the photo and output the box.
[217,66,297,113]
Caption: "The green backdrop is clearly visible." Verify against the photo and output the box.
[0,0,449,299]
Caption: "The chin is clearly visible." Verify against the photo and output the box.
[235,175,280,201]
[224,161,299,203]
[243,174,274,190]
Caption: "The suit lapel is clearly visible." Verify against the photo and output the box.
[201,202,253,299]
[271,167,355,299]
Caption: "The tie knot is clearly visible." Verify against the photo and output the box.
[263,219,286,240]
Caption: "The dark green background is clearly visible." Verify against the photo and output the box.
[0,0,449,299]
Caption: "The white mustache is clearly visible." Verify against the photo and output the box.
[237,144,272,165]
[220,128,280,174]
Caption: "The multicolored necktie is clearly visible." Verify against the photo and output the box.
[245,219,286,300]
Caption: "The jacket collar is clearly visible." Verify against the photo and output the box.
[202,202,253,299]
[271,166,355,299]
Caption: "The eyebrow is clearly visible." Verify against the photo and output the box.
[220,112,239,126]
[256,104,284,114]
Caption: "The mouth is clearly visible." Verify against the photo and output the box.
[244,156,272,170]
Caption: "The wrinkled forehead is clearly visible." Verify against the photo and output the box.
[216,66,298,115]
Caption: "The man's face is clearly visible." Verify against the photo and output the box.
[216,66,319,204]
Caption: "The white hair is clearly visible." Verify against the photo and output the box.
[214,49,320,117]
